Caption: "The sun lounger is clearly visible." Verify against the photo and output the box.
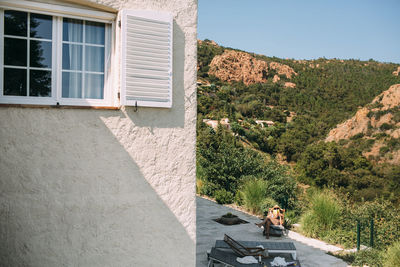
[223,234,268,258]
[208,247,300,267]
[215,239,297,260]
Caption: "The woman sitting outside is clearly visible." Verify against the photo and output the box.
[256,205,285,239]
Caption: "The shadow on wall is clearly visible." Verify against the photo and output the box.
[0,107,194,266]
[124,21,186,129]
[98,107,196,227]
[98,22,196,234]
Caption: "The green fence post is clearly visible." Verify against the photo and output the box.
[370,219,374,248]
[357,220,361,252]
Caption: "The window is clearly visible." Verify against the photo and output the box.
[4,10,52,97]
[62,19,105,100]
[1,1,174,108]
[0,4,113,106]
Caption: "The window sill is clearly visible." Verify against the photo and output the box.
[0,103,120,110]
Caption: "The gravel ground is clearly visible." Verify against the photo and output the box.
[196,196,348,267]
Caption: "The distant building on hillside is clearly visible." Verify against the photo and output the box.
[255,120,275,128]
[203,119,218,129]
[203,118,230,130]
[220,118,230,130]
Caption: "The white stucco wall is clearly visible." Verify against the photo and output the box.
[0,0,197,266]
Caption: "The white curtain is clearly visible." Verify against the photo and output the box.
[84,22,105,99]
[63,20,106,99]
[85,46,104,99]
[85,74,103,99]
[85,22,104,44]
[64,19,82,98]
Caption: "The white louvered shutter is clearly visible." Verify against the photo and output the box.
[121,10,173,108]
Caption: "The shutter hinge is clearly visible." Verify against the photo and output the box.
[118,20,121,28]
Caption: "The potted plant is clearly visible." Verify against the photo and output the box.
[220,212,240,225]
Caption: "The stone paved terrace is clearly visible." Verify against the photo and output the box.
[196,197,348,267]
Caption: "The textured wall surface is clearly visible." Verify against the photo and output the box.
[0,0,197,266]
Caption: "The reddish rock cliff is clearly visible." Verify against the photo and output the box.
[208,50,297,85]
[326,84,400,163]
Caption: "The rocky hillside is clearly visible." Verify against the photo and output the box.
[197,39,400,163]
[326,84,400,163]
[208,49,297,85]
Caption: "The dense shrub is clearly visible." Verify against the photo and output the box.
[350,133,365,140]
[234,190,244,206]
[351,199,400,249]
[214,189,234,204]
[353,249,383,267]
[380,123,394,131]
[334,249,383,267]
[379,146,390,156]
[333,224,400,267]
[383,241,400,267]
[197,121,297,209]
[197,124,264,195]
[199,180,219,197]
[299,190,400,254]
[263,162,297,209]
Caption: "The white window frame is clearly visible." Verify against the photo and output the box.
[0,0,116,107]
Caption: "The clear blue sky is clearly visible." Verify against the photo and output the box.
[198,0,400,63]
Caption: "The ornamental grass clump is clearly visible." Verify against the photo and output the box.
[300,191,341,238]
[241,178,267,215]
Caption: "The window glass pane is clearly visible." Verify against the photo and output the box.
[62,44,82,70]
[85,46,104,72]
[30,41,52,68]
[85,73,104,99]
[4,38,27,66]
[29,70,51,97]
[4,68,27,96]
[63,18,83,42]
[4,10,27,37]
[85,21,105,45]
[30,13,52,39]
[62,72,82,98]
